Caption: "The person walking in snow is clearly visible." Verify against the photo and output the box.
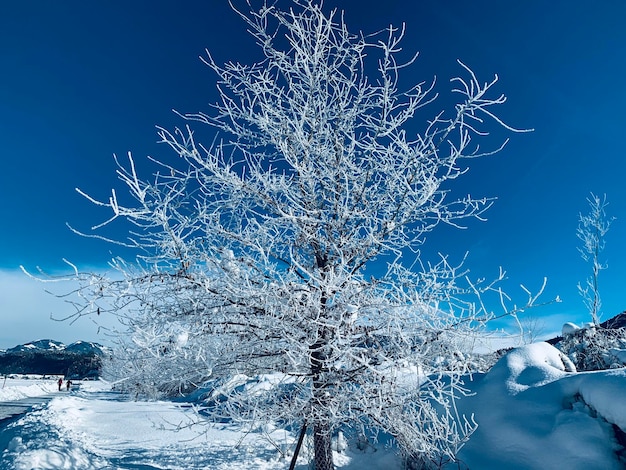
[58,377,63,391]
[66,380,72,391]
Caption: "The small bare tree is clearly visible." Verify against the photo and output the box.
[33,1,545,468]
[577,193,614,325]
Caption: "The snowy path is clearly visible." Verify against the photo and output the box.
[0,388,290,469]
[0,387,264,469]
[0,386,398,470]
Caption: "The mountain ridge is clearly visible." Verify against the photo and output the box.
[0,339,108,378]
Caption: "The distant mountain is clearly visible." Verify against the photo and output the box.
[65,341,110,356]
[0,339,109,379]
[7,339,66,353]
[5,339,109,356]
[600,312,626,329]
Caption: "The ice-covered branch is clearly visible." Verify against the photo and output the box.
[62,1,540,468]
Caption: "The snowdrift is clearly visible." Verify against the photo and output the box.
[458,342,626,469]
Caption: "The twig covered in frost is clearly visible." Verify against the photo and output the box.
[577,193,614,325]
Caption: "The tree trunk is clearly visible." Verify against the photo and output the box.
[310,276,334,470]
[313,422,334,470]
[310,363,334,470]
[310,334,334,470]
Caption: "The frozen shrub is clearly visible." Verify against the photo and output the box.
[556,325,626,371]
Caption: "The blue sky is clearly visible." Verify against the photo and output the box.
[1,0,625,348]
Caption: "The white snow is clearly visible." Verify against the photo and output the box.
[610,348,626,364]
[457,342,626,469]
[562,321,580,335]
[0,376,59,401]
[2,344,626,469]
[2,380,401,469]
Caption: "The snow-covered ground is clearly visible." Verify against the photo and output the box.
[1,380,400,470]
[0,376,60,401]
[457,342,626,469]
[1,343,625,469]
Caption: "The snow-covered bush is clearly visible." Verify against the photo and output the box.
[556,324,626,371]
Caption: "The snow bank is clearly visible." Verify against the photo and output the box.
[576,369,626,431]
[458,342,626,470]
[0,377,59,401]
[484,341,576,394]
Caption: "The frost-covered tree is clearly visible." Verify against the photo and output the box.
[577,193,614,325]
[55,1,539,468]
